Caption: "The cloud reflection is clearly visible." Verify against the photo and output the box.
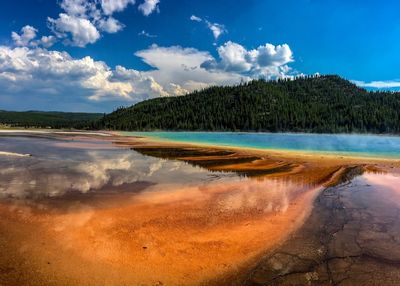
[0,149,217,199]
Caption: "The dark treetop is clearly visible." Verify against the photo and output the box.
[0,111,103,129]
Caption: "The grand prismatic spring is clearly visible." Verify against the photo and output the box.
[1,131,400,285]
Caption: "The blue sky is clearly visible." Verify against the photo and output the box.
[1,0,400,112]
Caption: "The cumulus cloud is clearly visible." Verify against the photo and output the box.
[15,0,155,49]
[135,44,247,92]
[169,83,189,96]
[138,0,160,16]
[97,17,124,33]
[100,0,136,15]
[0,39,296,111]
[11,26,57,48]
[0,45,170,111]
[11,25,38,46]
[103,65,169,99]
[60,0,91,17]
[46,0,137,47]
[48,13,100,47]
[39,35,57,48]
[201,41,294,78]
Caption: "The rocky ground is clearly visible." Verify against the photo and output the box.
[245,168,400,286]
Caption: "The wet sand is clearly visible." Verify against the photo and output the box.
[1,132,400,285]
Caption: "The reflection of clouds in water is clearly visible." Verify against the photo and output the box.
[134,177,314,216]
[74,153,136,192]
[0,173,37,199]
[0,135,315,214]
[363,173,400,193]
[53,204,95,232]
[0,150,215,199]
[206,178,309,214]
[147,160,163,177]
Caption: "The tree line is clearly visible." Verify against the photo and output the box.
[0,111,103,129]
[94,75,400,134]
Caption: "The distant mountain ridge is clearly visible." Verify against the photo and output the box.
[95,75,400,134]
[0,110,103,129]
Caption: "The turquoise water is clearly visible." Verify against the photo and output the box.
[124,132,400,158]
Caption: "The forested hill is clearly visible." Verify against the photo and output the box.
[98,75,400,133]
[0,111,103,129]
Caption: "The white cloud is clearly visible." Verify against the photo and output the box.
[138,0,160,16]
[97,17,124,33]
[208,41,252,72]
[138,30,157,38]
[190,16,226,41]
[206,21,226,40]
[353,80,400,89]
[100,0,136,15]
[39,35,57,48]
[46,0,136,47]
[255,43,293,66]
[169,83,188,96]
[48,13,100,47]
[11,25,38,46]
[12,26,57,48]
[101,65,169,100]
[14,0,153,49]
[201,41,294,79]
[0,45,168,110]
[135,44,247,92]
[0,43,250,111]
[0,39,296,111]
[190,15,202,22]
[60,0,91,17]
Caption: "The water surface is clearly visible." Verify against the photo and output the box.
[0,135,224,199]
[127,131,400,158]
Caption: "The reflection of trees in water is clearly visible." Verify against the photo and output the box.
[130,146,363,192]
[130,146,297,177]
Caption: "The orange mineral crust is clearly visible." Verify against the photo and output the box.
[0,175,324,285]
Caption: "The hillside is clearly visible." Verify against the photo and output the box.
[95,75,400,134]
[0,111,103,129]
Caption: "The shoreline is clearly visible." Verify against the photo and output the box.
[124,129,400,138]
[115,132,400,167]
[2,128,400,163]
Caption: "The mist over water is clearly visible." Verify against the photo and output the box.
[128,132,400,158]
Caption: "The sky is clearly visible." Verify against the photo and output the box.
[1,0,400,112]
